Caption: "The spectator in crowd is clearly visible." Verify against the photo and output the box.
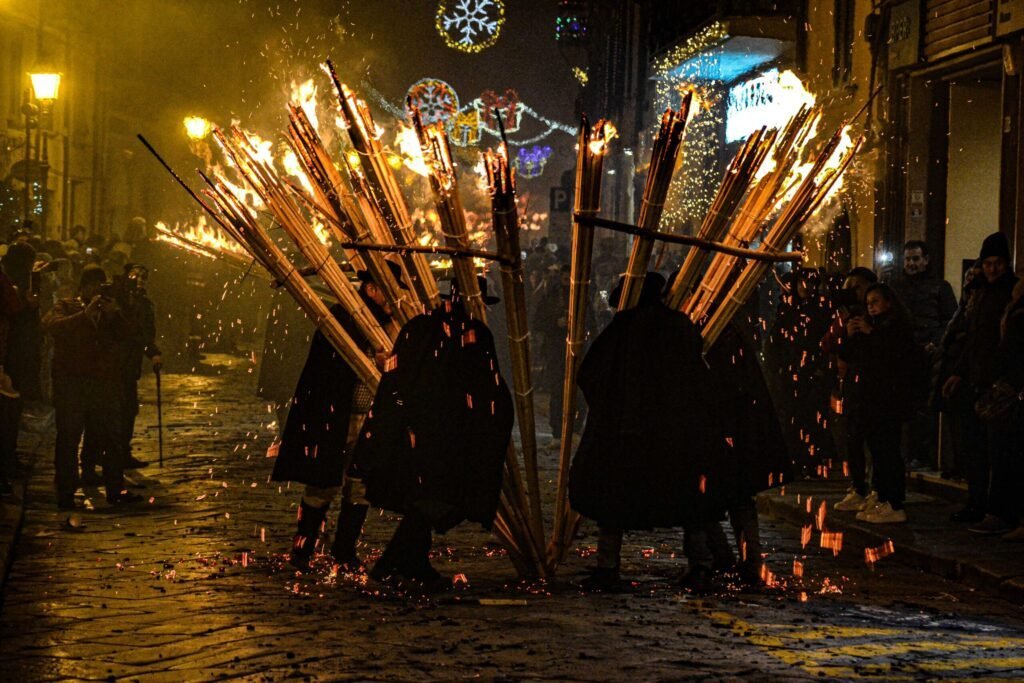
[43,265,143,509]
[839,283,918,523]
[0,263,23,494]
[941,232,1018,528]
[827,267,878,511]
[535,264,572,443]
[889,240,958,470]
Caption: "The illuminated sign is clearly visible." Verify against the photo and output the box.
[725,69,815,143]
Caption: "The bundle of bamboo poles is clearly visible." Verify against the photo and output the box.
[325,60,440,311]
[200,172,381,389]
[663,126,778,310]
[617,97,691,312]
[484,140,546,572]
[550,116,616,563]
[683,107,817,323]
[699,125,861,348]
[410,108,486,321]
[211,126,393,357]
[284,103,416,328]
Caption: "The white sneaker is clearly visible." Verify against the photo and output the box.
[834,490,865,511]
[855,498,884,521]
[862,502,907,524]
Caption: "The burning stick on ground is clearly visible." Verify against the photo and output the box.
[550,115,616,564]
[618,98,691,311]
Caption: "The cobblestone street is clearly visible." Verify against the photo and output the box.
[1,356,1024,680]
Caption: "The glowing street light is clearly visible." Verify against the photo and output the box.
[29,71,61,102]
[184,116,212,141]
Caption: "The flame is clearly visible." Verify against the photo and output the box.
[588,121,618,155]
[154,217,247,259]
[290,79,319,131]
[281,149,314,194]
[394,124,430,176]
[184,116,212,141]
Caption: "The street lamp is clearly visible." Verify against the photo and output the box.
[184,116,212,141]
[29,71,61,103]
[22,70,62,232]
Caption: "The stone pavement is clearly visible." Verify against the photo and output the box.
[758,479,1024,603]
[1,355,1024,680]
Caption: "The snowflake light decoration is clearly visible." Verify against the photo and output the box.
[436,0,505,54]
[405,78,460,127]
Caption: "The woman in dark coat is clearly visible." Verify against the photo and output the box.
[350,278,514,587]
[839,283,919,524]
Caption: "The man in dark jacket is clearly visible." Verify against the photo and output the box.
[889,241,957,470]
[42,265,141,508]
[890,241,958,350]
[569,273,734,592]
[271,265,397,572]
[941,232,1018,527]
[348,276,513,589]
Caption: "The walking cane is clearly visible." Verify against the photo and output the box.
[155,367,164,468]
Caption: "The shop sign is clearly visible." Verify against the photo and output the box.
[888,1,921,70]
[726,69,814,144]
[996,0,1024,37]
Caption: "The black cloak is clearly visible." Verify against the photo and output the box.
[352,303,514,533]
[271,298,387,488]
[569,302,733,530]
[706,321,792,500]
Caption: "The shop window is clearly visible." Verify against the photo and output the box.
[833,0,855,85]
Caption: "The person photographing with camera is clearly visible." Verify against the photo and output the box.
[43,264,143,509]
[80,263,162,482]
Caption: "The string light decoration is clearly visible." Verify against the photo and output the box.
[436,0,505,53]
[555,1,588,41]
[365,81,574,148]
[405,78,460,126]
[515,145,553,178]
[650,22,729,230]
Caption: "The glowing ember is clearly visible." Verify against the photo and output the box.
[864,539,895,565]
[820,531,843,556]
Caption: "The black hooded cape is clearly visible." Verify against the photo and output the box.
[351,303,514,533]
[569,302,734,530]
[706,321,792,500]
[271,299,386,488]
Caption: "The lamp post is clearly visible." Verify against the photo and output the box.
[27,70,61,236]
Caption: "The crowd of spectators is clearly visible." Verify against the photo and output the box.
[0,217,160,507]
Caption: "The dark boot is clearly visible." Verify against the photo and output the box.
[370,512,441,589]
[290,501,329,572]
[330,502,368,571]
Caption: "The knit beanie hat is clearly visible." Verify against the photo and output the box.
[979,232,1011,262]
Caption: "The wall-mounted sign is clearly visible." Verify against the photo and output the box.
[996,0,1024,37]
[726,69,815,144]
[888,1,921,70]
